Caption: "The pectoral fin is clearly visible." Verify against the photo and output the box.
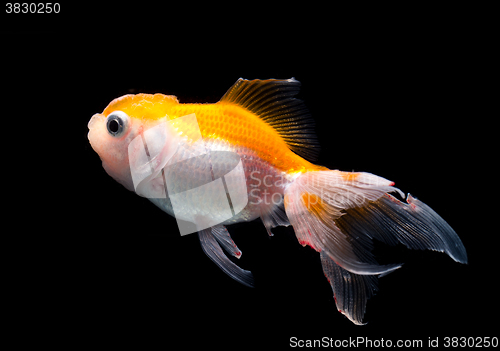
[211,225,243,259]
[198,226,254,288]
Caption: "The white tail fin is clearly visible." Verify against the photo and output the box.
[284,169,467,324]
[284,170,405,275]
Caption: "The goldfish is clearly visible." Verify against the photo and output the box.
[87,78,467,325]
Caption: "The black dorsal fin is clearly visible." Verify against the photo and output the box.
[219,78,320,162]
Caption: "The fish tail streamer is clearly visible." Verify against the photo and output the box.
[283,169,467,324]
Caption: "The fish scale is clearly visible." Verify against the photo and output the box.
[173,102,318,173]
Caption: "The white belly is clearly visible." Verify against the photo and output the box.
[146,139,292,234]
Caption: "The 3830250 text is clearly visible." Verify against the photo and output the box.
[5,3,60,13]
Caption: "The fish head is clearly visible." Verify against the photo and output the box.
[87,93,179,192]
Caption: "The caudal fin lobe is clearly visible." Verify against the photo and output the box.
[284,169,467,324]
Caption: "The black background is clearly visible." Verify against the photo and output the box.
[4,25,494,348]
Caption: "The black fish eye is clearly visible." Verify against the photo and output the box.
[106,111,129,137]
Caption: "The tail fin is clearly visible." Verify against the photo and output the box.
[284,169,467,324]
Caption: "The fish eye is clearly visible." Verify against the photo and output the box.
[106,111,129,137]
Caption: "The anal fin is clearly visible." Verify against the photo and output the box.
[320,251,379,325]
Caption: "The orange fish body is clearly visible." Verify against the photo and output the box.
[88,78,467,325]
[101,80,325,174]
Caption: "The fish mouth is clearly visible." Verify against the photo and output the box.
[87,113,104,152]
[87,113,102,132]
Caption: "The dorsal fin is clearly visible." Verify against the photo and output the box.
[218,78,320,162]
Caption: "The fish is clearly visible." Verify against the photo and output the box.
[87,78,467,325]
